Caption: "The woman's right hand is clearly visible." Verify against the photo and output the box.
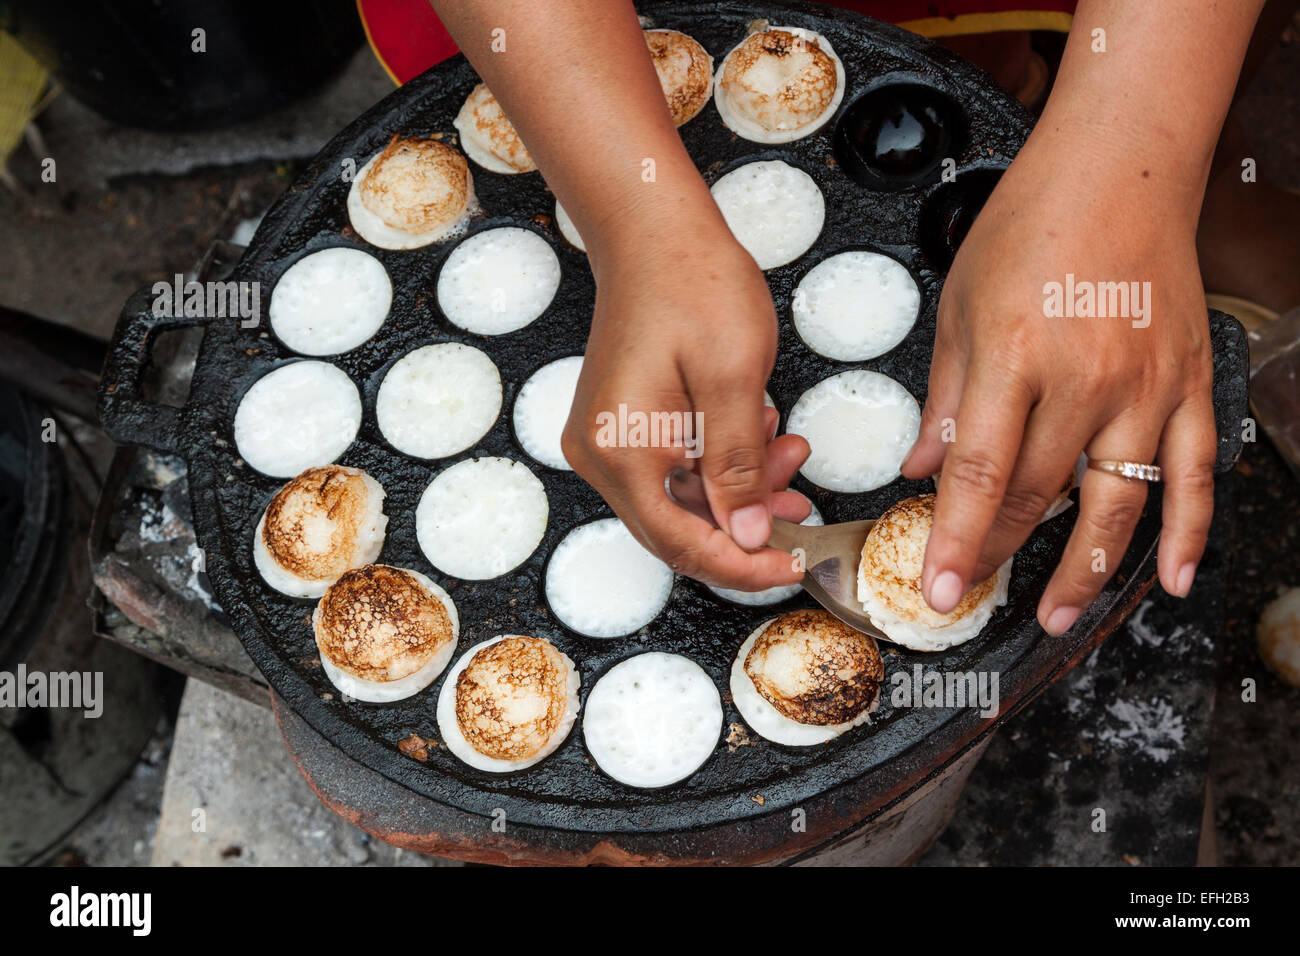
[562,218,812,591]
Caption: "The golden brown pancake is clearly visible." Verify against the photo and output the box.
[454,635,569,761]
[859,494,998,630]
[314,565,456,682]
[454,84,536,173]
[645,29,713,126]
[719,28,839,136]
[261,465,377,582]
[359,134,472,234]
[744,609,883,726]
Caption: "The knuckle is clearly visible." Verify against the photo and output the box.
[995,340,1036,379]
[1172,460,1215,498]
[560,422,606,476]
[1053,569,1106,608]
[705,445,765,491]
[997,483,1056,528]
[946,450,1006,501]
[659,539,704,579]
[1082,491,1146,538]
[920,400,950,431]
[559,424,585,464]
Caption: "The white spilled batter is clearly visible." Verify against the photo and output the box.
[714,25,845,144]
[786,370,920,493]
[269,248,391,356]
[711,160,824,270]
[545,518,673,638]
[437,227,561,335]
[416,457,548,580]
[582,652,722,788]
[793,251,920,361]
[709,502,823,606]
[436,635,581,773]
[513,355,582,470]
[377,343,502,459]
[233,361,361,478]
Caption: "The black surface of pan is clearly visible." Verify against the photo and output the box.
[99,1,1249,837]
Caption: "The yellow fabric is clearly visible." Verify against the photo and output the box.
[899,10,1074,37]
[0,33,48,162]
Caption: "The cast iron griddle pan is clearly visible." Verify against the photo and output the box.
[100,0,1248,836]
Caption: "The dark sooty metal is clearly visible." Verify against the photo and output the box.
[99,0,1249,838]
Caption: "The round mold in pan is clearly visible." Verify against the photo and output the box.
[105,1,1201,837]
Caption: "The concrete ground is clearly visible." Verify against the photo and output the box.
[3,24,1297,867]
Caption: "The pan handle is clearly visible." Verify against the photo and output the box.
[97,285,208,454]
[1209,309,1249,475]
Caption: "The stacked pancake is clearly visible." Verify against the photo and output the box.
[857,495,1011,652]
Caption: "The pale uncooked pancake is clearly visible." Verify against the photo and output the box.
[582,652,722,788]
[269,248,391,356]
[233,361,361,478]
[793,251,920,361]
[347,134,475,250]
[437,227,561,335]
[786,370,920,493]
[857,494,1011,651]
[376,343,502,459]
[554,200,585,252]
[714,25,844,143]
[313,565,459,703]
[253,465,387,598]
[644,28,714,126]
[730,610,882,745]
[711,160,824,270]
[416,457,548,580]
[709,502,823,606]
[513,355,582,470]
[453,83,537,174]
[437,635,581,772]
[545,518,674,638]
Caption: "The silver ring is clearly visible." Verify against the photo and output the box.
[1086,458,1162,482]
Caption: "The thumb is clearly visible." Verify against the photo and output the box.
[696,382,771,551]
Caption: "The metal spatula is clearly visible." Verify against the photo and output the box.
[668,469,887,640]
[767,517,887,640]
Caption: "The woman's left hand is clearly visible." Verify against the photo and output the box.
[901,124,1218,635]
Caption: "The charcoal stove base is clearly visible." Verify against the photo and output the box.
[272,689,991,866]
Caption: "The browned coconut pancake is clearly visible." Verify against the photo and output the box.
[436,635,580,772]
[253,465,387,598]
[857,494,1011,651]
[312,564,459,703]
[731,608,882,745]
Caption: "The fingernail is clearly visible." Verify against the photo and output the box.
[928,570,965,614]
[1044,606,1082,636]
[729,503,770,551]
[1174,562,1196,598]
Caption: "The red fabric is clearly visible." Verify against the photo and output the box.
[357,0,1076,85]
